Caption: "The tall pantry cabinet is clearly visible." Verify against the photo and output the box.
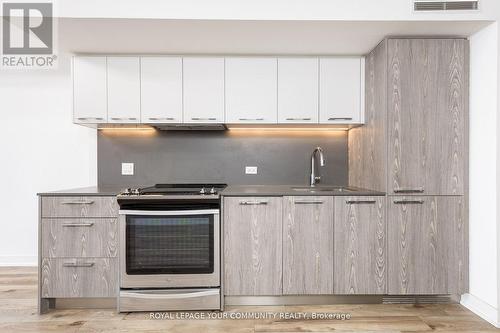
[349,38,468,294]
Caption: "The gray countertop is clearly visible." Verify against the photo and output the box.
[38,185,385,197]
[221,185,385,196]
[37,186,122,197]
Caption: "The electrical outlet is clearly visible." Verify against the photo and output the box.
[245,166,258,175]
[121,163,134,176]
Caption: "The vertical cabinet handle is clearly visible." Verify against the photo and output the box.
[63,262,95,268]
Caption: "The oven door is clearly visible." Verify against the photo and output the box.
[119,209,220,289]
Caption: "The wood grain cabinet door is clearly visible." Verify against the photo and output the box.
[283,196,334,295]
[223,197,282,295]
[387,39,467,195]
[334,196,386,294]
[388,196,467,295]
[41,258,118,298]
[42,219,118,258]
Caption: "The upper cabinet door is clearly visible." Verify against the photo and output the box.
[183,57,225,123]
[319,57,363,124]
[277,58,319,124]
[73,57,107,124]
[140,57,182,123]
[107,57,141,123]
[225,57,278,124]
[387,39,467,195]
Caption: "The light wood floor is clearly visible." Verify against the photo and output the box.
[0,267,498,332]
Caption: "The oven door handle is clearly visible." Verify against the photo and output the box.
[120,289,219,299]
[119,209,220,216]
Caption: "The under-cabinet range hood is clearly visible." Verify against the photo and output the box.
[153,124,227,131]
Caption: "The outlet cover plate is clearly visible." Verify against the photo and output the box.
[245,166,258,175]
[121,163,134,176]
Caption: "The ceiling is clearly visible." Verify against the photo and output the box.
[59,18,492,55]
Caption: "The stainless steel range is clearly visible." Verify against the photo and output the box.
[117,184,226,312]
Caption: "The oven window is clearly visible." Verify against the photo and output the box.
[126,214,214,275]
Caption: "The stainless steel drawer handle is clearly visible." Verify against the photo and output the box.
[61,200,94,205]
[295,200,324,204]
[328,117,353,121]
[394,187,424,193]
[63,262,95,268]
[110,117,137,121]
[121,289,218,299]
[285,118,312,121]
[77,117,104,121]
[239,201,269,205]
[148,117,175,121]
[393,199,424,204]
[191,117,217,121]
[238,118,265,121]
[62,222,94,227]
[346,200,376,204]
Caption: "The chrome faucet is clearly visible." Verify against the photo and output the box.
[310,147,326,186]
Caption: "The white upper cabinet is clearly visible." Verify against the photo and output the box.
[319,57,364,124]
[277,58,319,123]
[107,57,141,123]
[183,57,225,123]
[73,57,107,124]
[225,57,278,124]
[140,57,183,123]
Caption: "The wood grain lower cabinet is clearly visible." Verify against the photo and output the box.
[283,196,333,295]
[388,196,467,295]
[39,195,119,310]
[334,196,386,294]
[41,258,118,298]
[42,219,118,258]
[223,197,282,295]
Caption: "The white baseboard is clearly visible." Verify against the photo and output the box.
[461,293,499,328]
[0,256,37,267]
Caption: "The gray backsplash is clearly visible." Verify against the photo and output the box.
[97,130,348,187]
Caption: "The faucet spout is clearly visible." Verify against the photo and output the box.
[310,147,326,186]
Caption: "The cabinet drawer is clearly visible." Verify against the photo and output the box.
[42,219,118,258]
[41,258,118,298]
[41,196,118,218]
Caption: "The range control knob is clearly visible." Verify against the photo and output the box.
[200,188,206,194]
[210,187,216,194]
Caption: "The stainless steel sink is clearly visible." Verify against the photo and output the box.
[291,186,357,193]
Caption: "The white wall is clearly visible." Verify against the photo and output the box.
[462,22,499,326]
[0,53,97,265]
